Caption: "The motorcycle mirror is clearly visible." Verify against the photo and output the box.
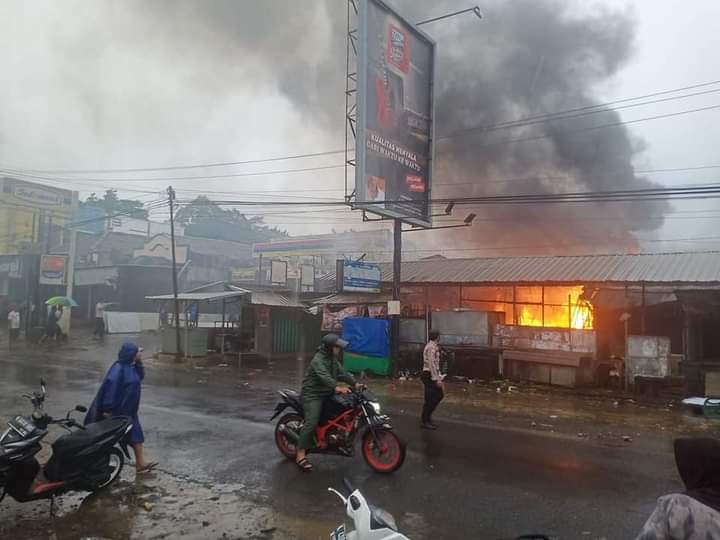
[40,379,46,395]
[75,405,87,413]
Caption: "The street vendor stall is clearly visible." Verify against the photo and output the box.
[145,290,251,358]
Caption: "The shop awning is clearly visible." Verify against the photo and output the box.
[314,292,391,305]
[145,290,251,302]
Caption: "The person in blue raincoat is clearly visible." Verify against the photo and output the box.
[85,342,157,473]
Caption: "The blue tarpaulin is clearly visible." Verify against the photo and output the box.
[342,317,389,358]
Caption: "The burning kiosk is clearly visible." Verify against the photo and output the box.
[379,252,720,389]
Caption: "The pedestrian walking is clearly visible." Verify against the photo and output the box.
[421,329,444,430]
[85,342,158,474]
[40,305,61,343]
[190,303,199,328]
[7,305,20,350]
[159,304,168,329]
[93,300,106,339]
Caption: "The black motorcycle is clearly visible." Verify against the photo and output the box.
[0,380,132,504]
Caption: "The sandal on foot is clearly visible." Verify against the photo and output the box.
[295,458,313,472]
[137,462,158,474]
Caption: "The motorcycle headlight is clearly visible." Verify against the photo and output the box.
[370,401,381,415]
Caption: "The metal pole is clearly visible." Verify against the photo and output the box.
[391,219,402,374]
[168,186,182,358]
[416,6,482,26]
[63,228,77,336]
[640,282,646,335]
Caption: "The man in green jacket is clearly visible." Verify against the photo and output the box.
[296,333,358,471]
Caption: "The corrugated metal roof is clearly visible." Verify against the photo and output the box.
[380,252,720,285]
[314,292,391,305]
[145,290,251,302]
[249,291,305,308]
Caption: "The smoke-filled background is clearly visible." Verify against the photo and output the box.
[1,0,719,256]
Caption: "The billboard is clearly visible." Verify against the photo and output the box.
[338,260,382,293]
[356,0,435,227]
[0,178,77,255]
[40,255,67,285]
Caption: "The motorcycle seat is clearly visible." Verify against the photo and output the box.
[281,389,303,413]
[52,417,128,458]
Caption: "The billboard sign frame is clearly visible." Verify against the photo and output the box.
[355,0,436,228]
[338,259,382,293]
[39,255,67,286]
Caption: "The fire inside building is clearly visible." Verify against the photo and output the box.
[318,252,720,393]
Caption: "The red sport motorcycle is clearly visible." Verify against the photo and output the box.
[271,388,406,474]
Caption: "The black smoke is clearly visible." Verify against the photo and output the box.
[151,0,664,253]
[2,0,668,253]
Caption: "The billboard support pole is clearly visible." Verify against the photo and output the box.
[391,218,402,375]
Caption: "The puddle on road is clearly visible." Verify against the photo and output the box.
[0,469,328,540]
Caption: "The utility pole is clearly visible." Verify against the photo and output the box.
[390,219,402,374]
[62,228,77,336]
[168,186,182,358]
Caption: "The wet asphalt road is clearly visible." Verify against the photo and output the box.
[0,336,683,539]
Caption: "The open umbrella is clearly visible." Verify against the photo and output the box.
[45,296,79,308]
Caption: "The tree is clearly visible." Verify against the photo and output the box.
[175,196,287,243]
[82,189,148,218]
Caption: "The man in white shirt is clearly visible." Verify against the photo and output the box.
[94,301,106,338]
[7,306,20,349]
[421,329,444,430]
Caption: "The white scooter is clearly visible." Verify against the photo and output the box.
[328,480,553,540]
[328,479,408,540]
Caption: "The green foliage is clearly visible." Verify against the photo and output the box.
[82,189,147,218]
[175,196,287,243]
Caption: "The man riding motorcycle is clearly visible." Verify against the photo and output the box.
[295,333,361,472]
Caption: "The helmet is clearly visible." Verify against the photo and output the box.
[322,333,349,350]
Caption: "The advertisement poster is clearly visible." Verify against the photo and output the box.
[39,255,67,285]
[356,0,435,226]
[257,307,270,328]
[322,306,361,332]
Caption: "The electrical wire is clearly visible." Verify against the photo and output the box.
[437,87,720,141]
[4,79,720,175]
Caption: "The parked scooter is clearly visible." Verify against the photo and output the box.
[329,479,408,540]
[328,480,553,540]
[0,380,132,505]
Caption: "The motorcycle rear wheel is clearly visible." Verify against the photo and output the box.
[87,447,124,492]
[361,430,406,474]
[275,413,303,460]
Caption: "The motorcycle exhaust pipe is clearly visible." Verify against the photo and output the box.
[280,425,300,444]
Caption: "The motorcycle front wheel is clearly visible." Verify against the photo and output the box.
[361,429,406,474]
[275,413,303,460]
[87,447,124,492]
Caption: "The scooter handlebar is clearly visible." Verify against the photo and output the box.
[342,478,355,495]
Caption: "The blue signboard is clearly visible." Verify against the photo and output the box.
[73,206,107,234]
[342,260,382,293]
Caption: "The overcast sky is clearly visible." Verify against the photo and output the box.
[0,0,718,255]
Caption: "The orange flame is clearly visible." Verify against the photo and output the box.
[517,286,593,329]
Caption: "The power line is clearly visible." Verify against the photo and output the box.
[440,103,720,151]
[0,164,345,184]
[437,87,720,141]
[5,79,720,175]
[2,149,348,175]
[357,238,720,255]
